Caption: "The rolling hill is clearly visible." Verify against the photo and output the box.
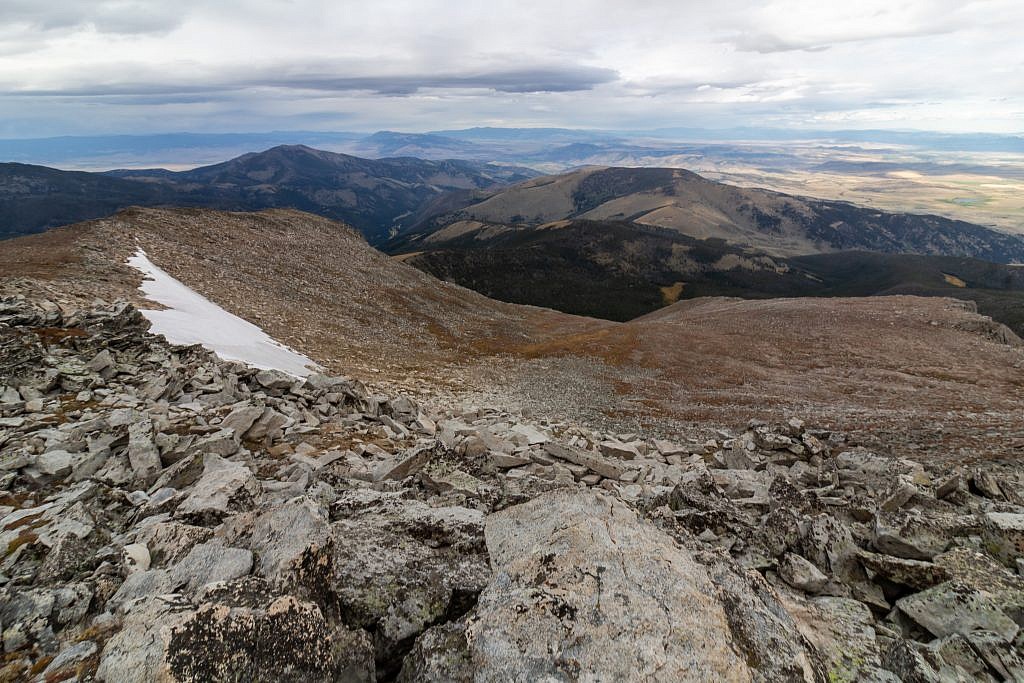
[394,217,1024,332]
[400,166,1024,261]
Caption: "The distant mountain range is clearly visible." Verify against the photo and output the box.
[0,145,536,244]
[2,127,1021,169]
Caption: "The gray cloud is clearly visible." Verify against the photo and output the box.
[2,0,197,35]
[265,66,619,94]
[0,0,1020,136]
[10,64,618,101]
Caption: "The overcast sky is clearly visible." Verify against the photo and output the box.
[1,0,1022,137]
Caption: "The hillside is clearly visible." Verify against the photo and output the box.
[0,146,536,244]
[2,207,1021,459]
[401,166,1024,261]
[396,218,1024,331]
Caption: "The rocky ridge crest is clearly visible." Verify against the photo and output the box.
[2,294,1024,681]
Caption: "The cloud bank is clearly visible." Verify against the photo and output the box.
[1,0,1021,136]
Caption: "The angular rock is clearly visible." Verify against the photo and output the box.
[982,512,1024,567]
[245,496,332,593]
[174,454,261,524]
[545,441,625,479]
[220,404,265,436]
[598,440,640,460]
[128,418,162,485]
[96,591,373,683]
[779,552,829,593]
[330,490,488,677]
[896,581,1019,643]
[872,512,958,561]
[857,551,948,591]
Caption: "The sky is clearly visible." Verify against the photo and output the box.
[1,0,1022,137]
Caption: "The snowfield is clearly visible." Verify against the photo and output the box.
[127,249,319,377]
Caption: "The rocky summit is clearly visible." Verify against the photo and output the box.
[2,286,1024,681]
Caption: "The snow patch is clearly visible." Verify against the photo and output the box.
[127,249,319,377]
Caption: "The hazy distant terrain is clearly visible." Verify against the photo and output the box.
[4,127,1021,233]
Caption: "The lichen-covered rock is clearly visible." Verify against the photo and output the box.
[857,550,949,591]
[330,489,488,676]
[174,454,261,524]
[241,495,333,595]
[982,512,1024,567]
[96,589,374,683]
[779,552,829,593]
[896,581,1019,643]
[459,489,819,682]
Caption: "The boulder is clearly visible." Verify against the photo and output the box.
[96,589,373,683]
[245,496,333,594]
[896,581,1019,643]
[329,490,488,677]
[857,551,948,591]
[982,512,1024,567]
[220,404,265,436]
[128,419,162,485]
[598,440,641,460]
[872,512,960,561]
[545,441,625,479]
[174,454,262,524]
[456,489,822,681]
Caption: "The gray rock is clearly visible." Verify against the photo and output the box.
[170,542,254,594]
[857,551,949,590]
[598,439,640,460]
[330,489,488,676]
[97,591,372,683]
[463,489,816,681]
[373,444,437,481]
[896,581,1019,643]
[779,552,829,593]
[254,369,296,391]
[245,496,332,593]
[192,428,239,457]
[982,512,1024,567]
[872,512,957,561]
[220,404,265,436]
[128,419,162,485]
[243,407,290,441]
[545,441,625,479]
[966,630,1024,681]
[31,449,83,477]
[43,639,99,677]
[174,454,262,524]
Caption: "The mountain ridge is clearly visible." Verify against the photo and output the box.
[399,165,1024,262]
[0,145,537,244]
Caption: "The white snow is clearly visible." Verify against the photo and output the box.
[127,249,319,377]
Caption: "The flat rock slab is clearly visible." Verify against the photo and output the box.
[468,489,753,681]
[896,581,1019,643]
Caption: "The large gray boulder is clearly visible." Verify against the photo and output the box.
[431,489,824,682]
